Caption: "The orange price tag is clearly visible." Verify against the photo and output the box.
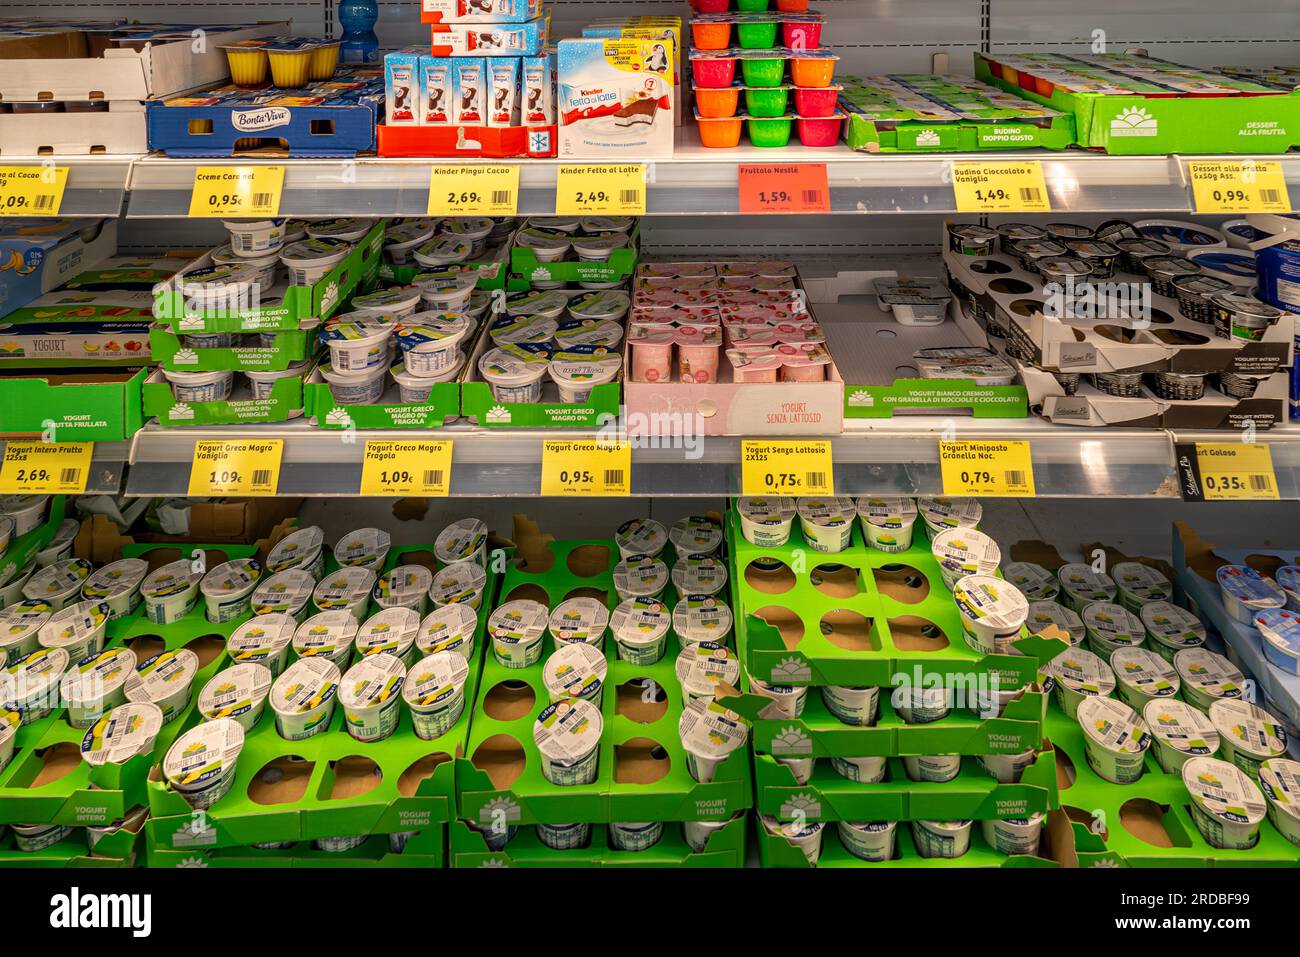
[738,164,830,214]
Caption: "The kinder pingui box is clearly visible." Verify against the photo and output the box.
[422,56,453,125]
[557,38,674,158]
[384,50,421,126]
[487,57,521,127]
[522,50,555,126]
[453,58,487,125]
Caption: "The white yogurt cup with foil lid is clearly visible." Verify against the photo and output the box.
[612,554,668,601]
[672,595,734,652]
[37,600,110,665]
[953,575,1027,655]
[0,494,48,536]
[333,527,392,572]
[671,555,729,599]
[488,313,557,349]
[23,558,93,611]
[265,525,325,579]
[269,656,340,741]
[373,565,433,615]
[478,345,551,403]
[0,647,66,724]
[749,675,807,719]
[1215,564,1285,624]
[396,316,472,376]
[125,649,199,723]
[903,753,962,783]
[306,217,370,242]
[416,603,478,660]
[198,662,273,731]
[838,820,896,862]
[1174,648,1245,712]
[1003,562,1059,602]
[535,822,590,850]
[59,646,134,729]
[796,497,856,554]
[1044,648,1115,719]
[403,650,470,740]
[1056,563,1117,613]
[893,684,954,724]
[776,755,815,785]
[822,685,879,726]
[912,819,972,859]
[668,517,723,561]
[10,821,72,851]
[1256,608,1300,676]
[199,558,262,623]
[682,815,740,853]
[79,701,164,767]
[1143,699,1220,774]
[548,597,609,650]
[609,821,663,852]
[293,610,359,671]
[1025,600,1085,646]
[917,497,981,535]
[931,528,1001,592]
[982,813,1044,856]
[1258,757,1300,847]
[543,641,607,704]
[679,698,749,783]
[279,237,350,285]
[0,563,37,610]
[610,596,671,665]
[1111,647,1180,709]
[34,518,78,567]
[1111,561,1172,613]
[614,518,668,560]
[0,600,51,664]
[435,518,489,567]
[350,284,422,319]
[1082,601,1146,659]
[1277,566,1300,611]
[338,653,406,742]
[80,558,148,619]
[1182,756,1267,850]
[139,560,201,625]
[831,755,887,783]
[312,566,375,623]
[488,599,548,669]
[414,268,478,311]
[761,815,824,865]
[567,290,631,323]
[555,318,625,350]
[736,497,796,547]
[250,568,316,621]
[227,613,297,677]
[1210,698,1287,779]
[675,641,740,707]
[429,560,487,611]
[163,717,245,810]
[855,496,918,554]
[535,697,602,786]
[505,288,570,319]
[977,749,1037,784]
[1140,601,1207,663]
[355,606,420,665]
[385,220,438,263]
[1077,695,1151,784]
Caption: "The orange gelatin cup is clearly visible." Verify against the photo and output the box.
[691,21,732,50]
[790,57,836,88]
[697,115,743,148]
[1034,76,1054,97]
[694,86,740,118]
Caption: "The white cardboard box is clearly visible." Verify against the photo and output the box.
[0,102,145,156]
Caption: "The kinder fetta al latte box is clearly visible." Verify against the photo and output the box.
[488,57,521,127]
[522,49,556,126]
[421,0,541,23]
[384,50,421,126]
[582,19,682,126]
[453,58,487,125]
[430,19,545,57]
[421,56,453,125]
[557,38,674,158]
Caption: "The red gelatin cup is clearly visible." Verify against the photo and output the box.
[776,0,810,9]
[793,86,838,117]
[696,0,730,10]
[782,21,821,49]
[691,55,737,88]
[795,115,843,147]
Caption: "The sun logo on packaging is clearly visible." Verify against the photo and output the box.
[176,856,209,868]
[479,796,521,824]
[916,129,941,147]
[173,348,200,365]
[1090,857,1121,868]
[169,403,196,421]
[771,725,812,756]
[479,858,509,868]
[771,656,811,683]
[780,793,821,820]
[325,408,354,429]
[1111,107,1157,136]
[485,405,511,424]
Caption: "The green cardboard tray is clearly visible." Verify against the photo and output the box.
[305,365,460,430]
[149,323,321,372]
[508,227,638,287]
[377,238,510,292]
[0,367,147,442]
[448,816,746,868]
[0,826,140,868]
[145,826,443,868]
[843,379,1029,419]
[142,365,305,427]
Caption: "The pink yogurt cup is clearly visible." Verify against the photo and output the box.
[778,342,831,381]
[675,324,723,383]
[726,346,782,383]
[629,324,676,383]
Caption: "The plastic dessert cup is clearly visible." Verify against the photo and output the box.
[735,21,779,48]
[221,41,270,87]
[796,115,843,147]
[309,40,341,81]
[743,86,789,117]
[695,114,743,148]
[695,86,741,118]
[629,325,676,381]
[691,21,732,49]
[790,54,838,87]
[746,116,793,147]
[320,363,388,405]
[265,42,315,88]
[676,326,722,382]
[792,86,839,116]
[740,57,785,87]
[782,20,822,48]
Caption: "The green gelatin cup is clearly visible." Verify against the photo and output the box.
[743,86,789,117]
[747,116,793,147]
[735,0,772,9]
[740,57,786,87]
[735,21,779,49]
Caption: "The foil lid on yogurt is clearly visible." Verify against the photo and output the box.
[487,600,548,645]
[1275,565,1300,600]
[1140,601,1206,650]
[1174,648,1244,700]
[1258,758,1300,819]
[673,595,734,642]
[675,642,740,697]
[0,600,51,646]
[613,555,668,597]
[293,611,359,658]
[678,698,749,757]
[266,526,325,574]
[250,569,315,614]
[339,653,406,710]
[164,718,245,790]
[1003,562,1058,602]
[403,651,469,708]
[917,496,982,530]
[227,613,297,663]
[1255,607,1300,666]
[140,560,201,600]
[1057,563,1117,601]
[671,556,729,596]
[548,597,610,645]
[855,496,918,530]
[796,497,855,527]
[80,702,165,766]
[735,496,796,526]
[312,566,376,609]
[1143,699,1219,755]
[416,603,478,655]
[429,561,487,606]
[953,576,1028,629]
[199,663,272,722]
[25,558,93,598]
[1026,600,1085,645]
[610,597,670,643]
[1182,756,1266,825]
[435,518,488,564]
[125,649,198,705]
[1209,698,1287,758]
[61,647,135,703]
[543,642,607,700]
[1111,561,1171,603]
[1078,696,1151,754]
[1046,648,1115,696]
[615,518,668,557]
[668,517,723,558]
[200,559,262,598]
[333,527,392,569]
[270,656,340,715]
[374,565,433,606]
[81,559,149,601]
[1216,565,1285,610]
[1111,647,1179,698]
[534,698,602,761]
[1082,602,1144,646]
[356,606,421,657]
[39,600,110,647]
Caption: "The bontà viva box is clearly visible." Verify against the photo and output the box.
[557,38,674,157]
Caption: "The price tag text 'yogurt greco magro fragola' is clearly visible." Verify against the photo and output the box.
[360,440,453,497]
[939,440,1035,497]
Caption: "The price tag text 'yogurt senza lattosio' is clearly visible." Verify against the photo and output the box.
[740,440,833,496]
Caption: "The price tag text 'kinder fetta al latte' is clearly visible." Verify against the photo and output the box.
[188,440,284,496]
[554,164,646,216]
[939,440,1035,497]
[360,440,453,496]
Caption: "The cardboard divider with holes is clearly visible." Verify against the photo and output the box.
[146,543,499,864]
[145,829,443,869]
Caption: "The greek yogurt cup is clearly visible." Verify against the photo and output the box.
[610,596,671,665]
[226,613,297,677]
[612,555,669,601]
[1216,565,1285,625]
[487,599,548,668]
[212,242,280,285]
[548,349,622,403]
[912,819,972,859]
[838,820,896,862]
[478,345,550,403]
[542,641,607,704]
[163,718,245,810]
[903,753,962,783]
[1210,698,1287,779]
[1174,648,1245,712]
[736,497,796,547]
[373,565,433,615]
[162,367,235,403]
[1003,562,1059,602]
[0,495,47,536]
[124,649,199,723]
[982,813,1045,856]
[1025,600,1085,647]
[931,528,1001,592]
[614,518,668,560]
[351,285,422,319]
[1082,601,1146,659]
[1044,648,1115,719]
[355,606,421,665]
[1056,564,1117,614]
[534,697,602,786]
[1111,647,1180,709]
[1182,756,1267,850]
[58,646,134,729]
[320,361,389,406]
[37,600,110,662]
[748,675,807,719]
[917,497,981,535]
[312,566,376,622]
[396,316,471,376]
[223,218,286,256]
[79,701,164,767]
[266,526,325,579]
[1258,758,1300,847]
[403,650,470,739]
[333,527,392,572]
[180,263,260,311]
[269,656,340,740]
[555,318,625,351]
[280,237,350,285]
[547,597,610,650]
[672,595,734,652]
[23,558,93,611]
[393,356,464,403]
[249,569,316,622]
[675,641,740,706]
[293,610,360,671]
[246,362,310,400]
[429,561,487,611]
[953,575,1028,655]
[854,497,918,554]
[197,662,273,731]
[821,684,879,727]
[199,558,262,623]
[1140,601,1207,663]
[1111,561,1172,613]
[1143,699,1220,774]
[414,234,473,268]
[338,653,406,742]
[670,555,729,599]
[80,558,148,620]
[414,269,479,311]
[435,518,489,567]
[1077,695,1151,784]
[679,698,748,784]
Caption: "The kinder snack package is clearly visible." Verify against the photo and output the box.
[558,38,674,158]
[430,19,545,57]
[582,19,682,126]
[453,58,487,125]
[522,50,556,126]
[488,57,521,127]
[385,50,421,125]
[421,0,541,23]
[422,56,453,125]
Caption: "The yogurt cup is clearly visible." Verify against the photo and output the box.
[37,600,110,662]
[830,755,887,783]
[312,566,375,622]
[680,698,748,784]
[10,822,72,851]
[222,218,286,256]
[403,650,470,740]
[124,649,199,723]
[760,815,824,866]
[1077,695,1151,785]
[612,555,669,601]
[821,684,879,726]
[893,684,954,724]
[163,718,245,810]
[548,349,622,403]
[413,234,473,268]
[668,517,723,562]
[534,698,602,786]
[415,603,479,661]
[320,362,388,406]
[279,237,349,286]
[478,345,550,404]
[579,216,633,234]
[795,498,856,554]
[0,647,66,724]
[396,316,472,376]
[0,495,47,536]
[1111,647,1180,709]
[1140,601,1207,663]
[1210,698,1287,780]
[392,357,464,402]
[903,753,962,783]
[775,755,815,785]
[490,314,559,349]
[672,595,734,652]
[179,263,260,311]
[953,575,1028,655]
[1044,648,1115,719]
[675,641,740,706]
[34,519,78,567]
[249,569,316,622]
[435,518,489,567]
[609,821,663,852]
[1111,561,1173,613]
[981,813,1045,856]
[1276,566,1300,611]
[1216,565,1285,625]
[736,497,796,547]
[931,528,1001,592]
[1025,600,1085,647]
[682,815,739,853]
[199,558,262,623]
[429,561,487,611]
[614,518,668,560]
[212,245,280,287]
[671,555,729,599]
[555,318,625,350]
[1056,564,1117,614]
[355,606,421,665]
[1256,608,1300,676]
[1003,562,1059,602]
[267,526,326,579]
[487,599,548,668]
[1258,758,1300,848]
[547,597,610,650]
[351,285,422,319]
[414,270,479,312]
[333,528,392,572]
[855,497,918,554]
[293,610,360,671]
[139,560,203,625]
[838,820,896,862]
[373,565,433,615]
[536,822,591,850]
[1143,699,1220,774]
[79,701,164,767]
[977,749,1038,784]
[162,367,236,405]
[198,662,273,731]
[315,834,367,853]
[23,559,93,611]
[1082,601,1146,660]
[81,559,149,620]
[1174,648,1245,712]
[86,805,149,853]
[0,600,50,664]
[246,362,309,400]
[610,597,671,665]
[917,497,982,534]
[912,819,972,859]
[269,656,341,741]
[748,675,807,719]
[543,641,607,704]
[338,653,406,742]
[58,646,134,729]
[227,613,297,677]
[1182,756,1267,850]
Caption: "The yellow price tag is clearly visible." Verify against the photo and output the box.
[428,165,519,216]
[740,440,833,496]
[188,440,283,496]
[541,440,631,496]
[360,440,452,496]
[554,164,646,216]
[189,166,285,217]
[0,442,92,494]
[1188,160,1292,214]
[940,440,1035,497]
[952,161,1051,213]
[1195,442,1279,501]
[0,166,68,216]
